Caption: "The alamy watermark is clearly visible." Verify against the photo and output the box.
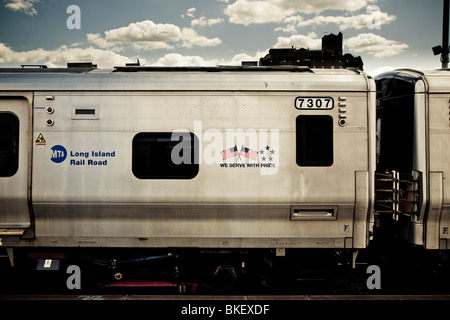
[367,5,381,30]
[171,121,280,176]
[66,264,81,289]
[66,5,81,30]
[366,264,381,289]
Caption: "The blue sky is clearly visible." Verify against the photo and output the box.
[0,0,445,75]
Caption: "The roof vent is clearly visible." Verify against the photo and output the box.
[21,64,47,68]
[67,62,97,69]
[126,59,141,67]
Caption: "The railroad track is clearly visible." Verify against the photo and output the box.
[1,294,449,300]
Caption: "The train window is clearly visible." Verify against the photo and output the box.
[376,76,416,173]
[0,112,19,177]
[132,132,199,179]
[296,115,333,166]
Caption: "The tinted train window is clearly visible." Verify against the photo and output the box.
[0,113,19,177]
[132,132,199,179]
[376,75,416,173]
[296,115,333,166]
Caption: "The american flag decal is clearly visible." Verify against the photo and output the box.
[221,145,238,160]
[240,146,258,160]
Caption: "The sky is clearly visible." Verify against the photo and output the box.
[0,0,446,76]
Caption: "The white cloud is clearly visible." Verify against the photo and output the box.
[4,0,38,16]
[151,51,269,67]
[273,32,321,50]
[87,20,221,51]
[224,50,269,65]
[150,49,272,67]
[87,33,114,49]
[105,20,182,43]
[187,7,196,18]
[225,0,293,25]
[180,28,222,48]
[275,11,396,33]
[344,33,408,58]
[226,53,259,65]
[191,17,225,28]
[46,46,136,68]
[88,30,175,51]
[151,53,219,66]
[0,43,48,63]
[0,42,138,68]
[224,0,374,25]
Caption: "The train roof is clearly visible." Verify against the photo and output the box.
[375,68,450,93]
[0,66,373,92]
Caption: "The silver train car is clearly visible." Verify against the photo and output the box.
[0,67,375,243]
[375,69,450,251]
[0,65,376,287]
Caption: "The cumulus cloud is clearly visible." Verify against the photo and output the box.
[151,53,219,66]
[87,33,115,49]
[4,0,38,16]
[224,0,373,25]
[0,42,137,68]
[273,32,321,50]
[105,20,182,44]
[275,11,396,33]
[225,50,269,65]
[87,20,221,51]
[150,50,270,67]
[344,33,408,58]
[187,7,196,18]
[191,17,225,28]
[180,28,222,48]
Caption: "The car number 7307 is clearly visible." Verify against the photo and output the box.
[295,97,334,110]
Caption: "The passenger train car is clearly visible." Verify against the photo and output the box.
[0,64,448,291]
[0,65,376,288]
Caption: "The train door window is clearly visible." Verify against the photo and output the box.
[376,76,415,173]
[0,112,19,177]
[132,132,199,179]
[296,115,333,166]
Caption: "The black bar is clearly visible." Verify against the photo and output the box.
[443,0,449,68]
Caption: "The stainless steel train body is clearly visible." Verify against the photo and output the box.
[375,69,450,250]
[0,66,376,254]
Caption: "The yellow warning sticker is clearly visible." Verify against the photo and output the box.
[35,133,47,147]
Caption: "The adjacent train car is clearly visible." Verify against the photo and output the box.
[0,66,376,285]
[375,69,450,250]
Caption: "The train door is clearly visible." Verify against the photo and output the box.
[0,97,31,235]
[375,71,426,245]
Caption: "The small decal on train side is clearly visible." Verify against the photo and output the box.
[34,133,47,148]
[50,145,67,163]
[50,145,116,166]
[34,106,46,112]
[220,145,277,169]
[295,97,334,110]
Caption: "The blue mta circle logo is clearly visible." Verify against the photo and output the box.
[50,145,67,163]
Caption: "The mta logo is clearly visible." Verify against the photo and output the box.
[51,145,67,163]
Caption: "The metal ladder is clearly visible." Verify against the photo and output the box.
[375,170,422,221]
